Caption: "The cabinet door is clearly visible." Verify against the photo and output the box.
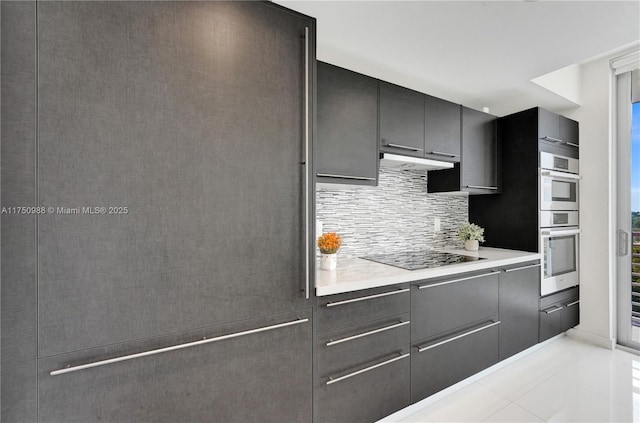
[560,116,579,147]
[38,309,312,423]
[37,1,311,356]
[318,285,410,334]
[412,321,499,402]
[412,271,499,342]
[316,62,378,185]
[539,304,564,342]
[379,82,425,157]
[562,298,580,331]
[499,263,540,360]
[461,107,498,194]
[538,107,560,142]
[1,2,39,421]
[316,347,410,423]
[424,95,461,162]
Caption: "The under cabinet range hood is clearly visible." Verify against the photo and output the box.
[379,153,454,171]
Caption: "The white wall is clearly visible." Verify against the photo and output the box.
[564,46,638,347]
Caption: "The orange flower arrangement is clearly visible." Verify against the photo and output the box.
[317,232,342,254]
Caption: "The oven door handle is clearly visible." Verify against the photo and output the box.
[540,170,581,180]
[541,228,581,236]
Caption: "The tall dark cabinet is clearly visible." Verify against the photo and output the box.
[2,2,315,421]
[469,107,579,252]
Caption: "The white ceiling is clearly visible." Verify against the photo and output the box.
[276,0,640,116]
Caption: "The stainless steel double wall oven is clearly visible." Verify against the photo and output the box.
[539,152,580,296]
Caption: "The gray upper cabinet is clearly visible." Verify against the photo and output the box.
[38,309,313,423]
[424,95,461,162]
[461,107,499,194]
[427,107,498,194]
[316,62,378,186]
[37,1,312,356]
[379,81,425,157]
[538,107,579,157]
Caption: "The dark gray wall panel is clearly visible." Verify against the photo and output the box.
[1,1,38,421]
[37,1,310,356]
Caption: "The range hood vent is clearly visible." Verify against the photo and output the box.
[379,153,454,171]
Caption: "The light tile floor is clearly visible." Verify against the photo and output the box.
[386,336,640,423]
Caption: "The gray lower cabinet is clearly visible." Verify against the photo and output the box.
[317,285,410,334]
[411,270,500,341]
[499,262,541,360]
[38,309,312,423]
[316,62,378,186]
[411,320,499,402]
[411,269,500,403]
[539,287,580,342]
[316,348,411,423]
[36,1,312,357]
[316,287,411,423]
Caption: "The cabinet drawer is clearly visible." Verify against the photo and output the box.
[316,348,411,423]
[411,271,499,341]
[539,291,580,342]
[318,285,410,334]
[412,320,499,402]
[317,313,410,375]
[38,309,312,423]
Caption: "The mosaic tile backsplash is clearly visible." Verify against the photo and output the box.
[316,168,468,258]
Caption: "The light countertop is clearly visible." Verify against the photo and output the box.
[315,247,540,296]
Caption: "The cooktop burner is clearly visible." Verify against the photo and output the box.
[362,250,486,271]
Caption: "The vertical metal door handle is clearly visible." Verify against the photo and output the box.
[619,229,629,257]
[304,26,310,300]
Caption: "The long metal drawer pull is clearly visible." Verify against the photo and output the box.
[386,143,423,152]
[417,321,501,353]
[326,352,409,385]
[465,185,499,190]
[564,300,580,307]
[316,173,376,181]
[503,263,541,273]
[429,151,459,158]
[542,136,563,143]
[50,318,309,376]
[418,271,500,289]
[325,288,409,307]
[326,321,410,347]
[543,305,563,314]
[565,142,579,148]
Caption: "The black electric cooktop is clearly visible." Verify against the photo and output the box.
[362,250,486,271]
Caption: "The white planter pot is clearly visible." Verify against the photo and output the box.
[464,240,479,251]
[320,253,337,271]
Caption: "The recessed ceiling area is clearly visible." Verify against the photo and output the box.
[275,0,640,116]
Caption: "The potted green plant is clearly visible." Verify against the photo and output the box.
[458,222,485,251]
